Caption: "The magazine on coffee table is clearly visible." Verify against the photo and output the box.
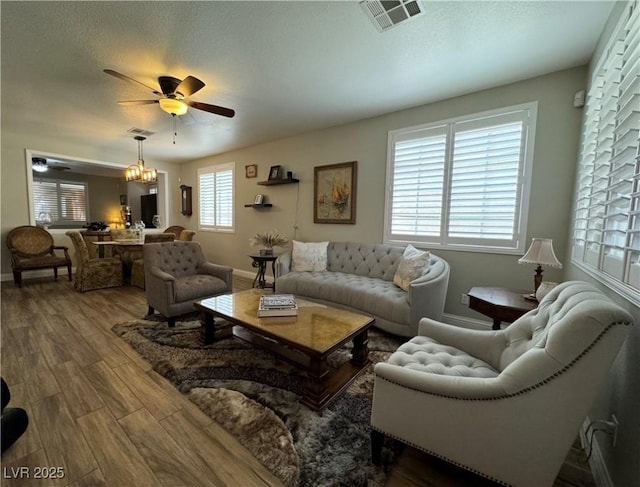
[258,294,298,317]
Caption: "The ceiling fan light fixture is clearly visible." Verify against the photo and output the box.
[159,98,188,116]
[32,157,48,173]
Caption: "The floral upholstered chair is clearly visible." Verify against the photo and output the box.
[6,225,72,287]
[66,231,122,292]
[163,225,185,239]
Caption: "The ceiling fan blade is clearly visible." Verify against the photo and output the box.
[187,100,235,118]
[158,76,182,96]
[117,100,159,106]
[104,69,161,96]
[176,76,205,97]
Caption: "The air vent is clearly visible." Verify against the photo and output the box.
[127,127,155,137]
[360,0,425,32]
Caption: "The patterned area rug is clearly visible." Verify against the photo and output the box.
[112,315,404,487]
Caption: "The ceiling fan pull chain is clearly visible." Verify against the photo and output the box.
[172,114,177,144]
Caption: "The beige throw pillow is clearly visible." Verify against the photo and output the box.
[291,240,329,272]
[393,244,430,291]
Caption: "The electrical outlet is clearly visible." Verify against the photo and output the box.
[611,414,618,447]
[461,293,469,305]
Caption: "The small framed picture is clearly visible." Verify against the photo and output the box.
[245,164,257,178]
[254,194,264,205]
[268,165,281,180]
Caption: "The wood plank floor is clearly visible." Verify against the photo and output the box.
[0,276,595,486]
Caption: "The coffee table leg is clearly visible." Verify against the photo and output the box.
[199,311,216,345]
[303,356,330,411]
[199,311,233,345]
[351,329,369,366]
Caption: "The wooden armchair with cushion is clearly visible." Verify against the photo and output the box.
[164,226,185,239]
[65,231,122,292]
[145,241,232,326]
[130,233,176,289]
[6,226,72,287]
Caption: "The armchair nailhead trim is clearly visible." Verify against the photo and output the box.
[378,321,631,402]
[371,426,509,486]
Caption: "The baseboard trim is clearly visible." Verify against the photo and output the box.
[1,268,74,282]
[442,312,492,330]
[579,417,613,487]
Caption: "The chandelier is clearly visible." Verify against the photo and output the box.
[124,136,157,183]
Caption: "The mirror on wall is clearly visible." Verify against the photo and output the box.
[26,151,167,231]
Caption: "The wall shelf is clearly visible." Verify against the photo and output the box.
[257,178,299,186]
[244,203,273,209]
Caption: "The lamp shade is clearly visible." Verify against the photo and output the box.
[518,238,563,268]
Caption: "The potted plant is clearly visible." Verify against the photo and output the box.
[250,230,289,256]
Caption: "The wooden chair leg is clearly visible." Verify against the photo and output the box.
[67,264,72,281]
[168,317,176,328]
[147,305,154,316]
[12,271,22,288]
[371,429,385,466]
[54,267,58,280]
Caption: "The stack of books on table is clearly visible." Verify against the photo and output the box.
[258,294,298,317]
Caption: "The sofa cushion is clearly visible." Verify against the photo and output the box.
[291,240,328,272]
[174,274,228,302]
[388,336,499,378]
[276,271,410,325]
[393,244,430,291]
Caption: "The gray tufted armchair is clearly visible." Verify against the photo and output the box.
[370,281,633,486]
[144,241,233,326]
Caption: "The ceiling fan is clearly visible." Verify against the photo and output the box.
[103,69,235,119]
[32,157,70,173]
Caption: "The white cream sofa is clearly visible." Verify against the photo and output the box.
[275,242,450,337]
[370,281,633,486]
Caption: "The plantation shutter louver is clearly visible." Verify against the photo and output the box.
[449,118,524,247]
[198,163,234,231]
[390,127,446,238]
[385,103,535,253]
[32,179,87,226]
[572,0,640,302]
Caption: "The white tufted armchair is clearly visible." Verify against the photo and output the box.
[370,281,633,486]
[144,241,233,327]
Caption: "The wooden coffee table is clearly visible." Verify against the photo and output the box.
[194,289,375,411]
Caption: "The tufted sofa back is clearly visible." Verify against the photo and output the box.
[495,281,633,393]
[144,241,206,278]
[327,242,405,280]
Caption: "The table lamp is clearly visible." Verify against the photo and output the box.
[518,238,562,299]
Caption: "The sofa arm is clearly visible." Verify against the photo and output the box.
[275,252,292,277]
[198,262,233,289]
[408,257,450,324]
[419,318,506,371]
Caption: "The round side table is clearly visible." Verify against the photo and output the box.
[249,254,279,289]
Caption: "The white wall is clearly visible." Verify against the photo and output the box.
[181,67,586,321]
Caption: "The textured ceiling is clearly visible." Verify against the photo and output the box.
[1,1,615,166]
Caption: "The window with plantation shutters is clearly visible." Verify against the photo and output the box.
[385,103,536,254]
[572,0,640,304]
[198,163,234,232]
[32,179,87,227]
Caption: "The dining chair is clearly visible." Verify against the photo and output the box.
[6,226,72,287]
